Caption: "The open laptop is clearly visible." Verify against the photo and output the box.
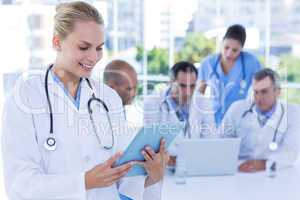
[177,138,241,176]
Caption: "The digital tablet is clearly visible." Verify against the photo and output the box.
[116,123,184,176]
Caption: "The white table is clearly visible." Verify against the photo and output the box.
[162,164,300,200]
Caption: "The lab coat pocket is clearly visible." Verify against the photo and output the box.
[42,144,69,174]
[34,113,77,174]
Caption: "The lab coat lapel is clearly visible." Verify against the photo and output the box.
[161,88,190,138]
[44,69,63,98]
[264,101,287,134]
[252,102,287,154]
[158,90,169,122]
[159,89,181,123]
[80,79,115,152]
[46,71,81,112]
[78,79,94,113]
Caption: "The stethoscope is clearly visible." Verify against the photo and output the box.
[159,89,191,138]
[160,100,185,122]
[211,52,246,95]
[241,102,285,152]
[44,64,114,151]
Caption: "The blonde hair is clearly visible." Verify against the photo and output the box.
[54,1,104,39]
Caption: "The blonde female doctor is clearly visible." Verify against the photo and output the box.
[1,1,155,200]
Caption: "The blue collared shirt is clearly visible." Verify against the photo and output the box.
[255,103,277,126]
[50,70,82,110]
[165,88,189,122]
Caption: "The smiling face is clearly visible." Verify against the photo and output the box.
[53,20,104,80]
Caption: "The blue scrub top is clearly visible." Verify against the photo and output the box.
[198,51,262,126]
[50,70,82,110]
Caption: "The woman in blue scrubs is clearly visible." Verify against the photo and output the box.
[198,24,262,126]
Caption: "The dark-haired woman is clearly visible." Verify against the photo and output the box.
[198,24,262,126]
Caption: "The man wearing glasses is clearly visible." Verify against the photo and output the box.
[222,68,299,173]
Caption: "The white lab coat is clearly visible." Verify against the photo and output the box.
[1,69,146,200]
[222,99,299,169]
[143,88,215,156]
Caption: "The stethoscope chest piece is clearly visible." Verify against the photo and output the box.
[269,142,278,151]
[44,136,57,151]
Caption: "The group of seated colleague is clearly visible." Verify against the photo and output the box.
[103,24,299,177]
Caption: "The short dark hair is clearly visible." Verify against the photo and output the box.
[223,24,246,47]
[254,68,281,88]
[169,61,198,80]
